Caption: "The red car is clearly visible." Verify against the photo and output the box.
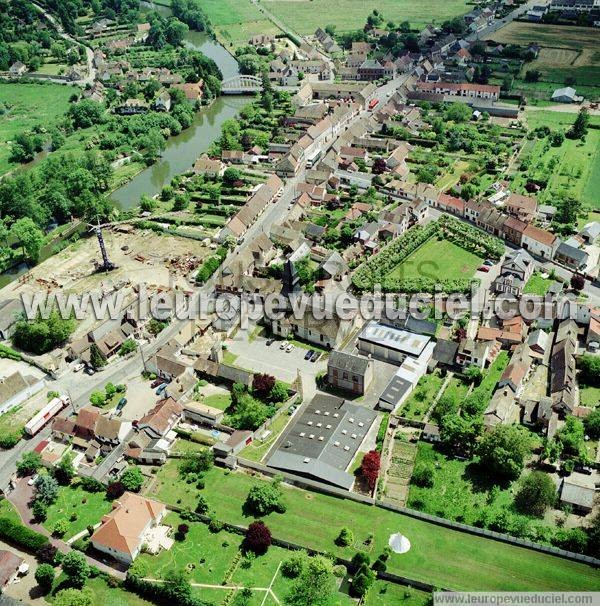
[151,378,166,388]
[478,266,490,273]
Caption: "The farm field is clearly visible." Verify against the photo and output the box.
[487,22,600,92]
[200,0,280,47]
[0,83,73,176]
[386,238,483,282]
[518,110,600,208]
[262,0,471,33]
[148,464,600,591]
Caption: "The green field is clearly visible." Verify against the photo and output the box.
[43,484,113,540]
[0,83,73,175]
[386,238,483,282]
[520,110,600,208]
[200,0,280,47]
[149,464,600,591]
[263,0,470,33]
[489,22,600,91]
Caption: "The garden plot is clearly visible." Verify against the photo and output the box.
[383,434,418,506]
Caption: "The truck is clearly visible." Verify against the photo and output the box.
[368,98,379,111]
[24,395,70,436]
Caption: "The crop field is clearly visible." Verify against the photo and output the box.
[488,22,600,91]
[517,110,600,208]
[386,238,482,282]
[201,0,281,47]
[262,0,470,33]
[0,83,73,176]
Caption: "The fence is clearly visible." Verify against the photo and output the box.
[234,459,600,568]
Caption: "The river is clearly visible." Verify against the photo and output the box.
[110,1,245,209]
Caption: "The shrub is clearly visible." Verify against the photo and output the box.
[335,527,354,547]
[360,450,381,490]
[52,519,69,537]
[35,563,55,593]
[0,517,49,551]
[411,462,435,488]
[36,544,58,564]
[281,551,308,578]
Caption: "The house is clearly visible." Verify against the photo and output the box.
[554,241,589,270]
[137,396,183,440]
[579,221,600,244]
[248,34,275,47]
[357,321,432,366]
[457,338,496,369]
[436,193,465,216]
[432,339,458,370]
[116,98,149,115]
[505,193,538,223]
[498,356,530,395]
[550,320,578,415]
[0,549,24,591]
[493,248,534,297]
[502,216,528,247]
[587,312,600,350]
[9,61,27,77]
[559,474,596,514]
[193,154,223,177]
[171,81,203,103]
[422,423,441,443]
[327,351,374,395]
[0,371,45,416]
[90,493,168,564]
[484,388,520,429]
[0,299,24,340]
[153,90,171,112]
[320,250,348,280]
[527,329,552,360]
[416,81,500,101]
[521,225,559,260]
[551,87,583,103]
[94,416,130,447]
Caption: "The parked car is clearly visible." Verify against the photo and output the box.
[483,260,494,267]
[27,474,39,486]
[310,351,320,362]
[156,383,168,395]
[116,397,127,411]
[73,363,85,372]
[266,338,275,346]
[151,378,165,388]
[279,341,289,350]
[84,366,95,375]
[304,349,314,360]
[285,343,294,353]
[477,266,490,273]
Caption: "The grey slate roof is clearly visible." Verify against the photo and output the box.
[328,351,371,376]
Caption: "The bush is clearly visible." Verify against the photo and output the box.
[244,480,286,516]
[52,519,69,537]
[244,520,272,555]
[36,544,58,564]
[0,517,49,551]
[281,551,308,578]
[411,462,435,488]
[335,527,354,547]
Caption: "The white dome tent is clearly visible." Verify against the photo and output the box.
[388,532,411,554]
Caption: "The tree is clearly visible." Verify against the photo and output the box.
[16,452,42,476]
[179,449,214,475]
[119,338,138,356]
[286,555,335,606]
[440,413,482,456]
[55,453,75,485]
[12,309,76,355]
[245,520,271,554]
[36,544,58,564]
[464,365,483,385]
[411,462,434,487]
[89,391,106,407]
[556,416,584,458]
[524,70,541,82]
[61,551,90,588]
[281,551,308,578]
[567,108,589,140]
[89,343,107,369]
[35,563,55,593]
[349,552,374,598]
[269,381,288,403]
[120,466,144,492]
[195,495,209,514]
[223,167,241,185]
[32,500,48,522]
[587,512,600,558]
[584,409,600,440]
[477,425,534,481]
[360,450,380,490]
[570,274,585,292]
[252,373,276,397]
[68,100,104,129]
[10,217,44,261]
[372,157,387,174]
[335,527,354,547]
[106,481,126,500]
[34,474,59,505]
[54,587,93,606]
[578,355,600,387]
[514,471,556,517]
[245,480,286,516]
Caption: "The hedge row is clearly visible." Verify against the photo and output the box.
[0,516,49,551]
[195,246,228,284]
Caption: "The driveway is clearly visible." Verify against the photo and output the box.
[118,375,161,422]
[0,537,49,605]
[226,331,327,384]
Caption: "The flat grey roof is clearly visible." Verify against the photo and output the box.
[267,393,377,490]
[379,374,412,407]
[358,321,430,357]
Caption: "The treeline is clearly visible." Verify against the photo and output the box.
[171,0,211,33]
[42,0,141,34]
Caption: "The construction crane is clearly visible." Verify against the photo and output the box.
[88,223,115,272]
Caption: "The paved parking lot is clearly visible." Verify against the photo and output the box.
[119,375,162,421]
[226,331,327,384]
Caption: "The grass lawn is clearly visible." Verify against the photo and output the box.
[520,110,600,207]
[580,385,600,408]
[263,0,470,33]
[0,497,21,523]
[365,581,431,606]
[524,272,554,296]
[436,159,470,191]
[223,350,239,365]
[0,405,26,446]
[407,442,516,525]
[239,410,293,462]
[201,393,232,411]
[84,577,155,606]
[43,484,113,540]
[440,376,470,403]
[0,82,73,176]
[151,465,600,591]
[399,372,444,421]
[386,237,482,282]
